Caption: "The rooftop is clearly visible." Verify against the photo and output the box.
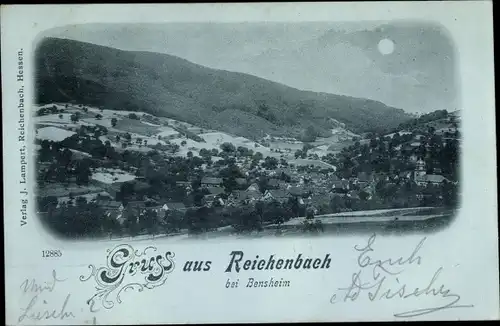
[201,177,223,184]
[164,202,186,210]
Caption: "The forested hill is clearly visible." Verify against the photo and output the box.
[388,110,458,134]
[35,37,412,139]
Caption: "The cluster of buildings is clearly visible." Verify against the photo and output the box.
[36,111,460,228]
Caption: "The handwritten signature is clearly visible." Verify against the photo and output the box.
[18,270,75,323]
[330,234,473,318]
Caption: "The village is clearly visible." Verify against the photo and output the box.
[34,103,460,239]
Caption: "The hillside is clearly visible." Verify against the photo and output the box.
[387,109,459,135]
[35,37,412,139]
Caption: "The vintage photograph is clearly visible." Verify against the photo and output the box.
[33,22,461,240]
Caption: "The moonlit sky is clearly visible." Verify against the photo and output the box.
[40,22,459,113]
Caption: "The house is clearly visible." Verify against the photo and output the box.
[288,186,311,198]
[414,134,426,140]
[398,171,413,180]
[402,145,414,153]
[308,193,334,207]
[357,172,374,187]
[275,168,295,178]
[359,186,374,200]
[144,205,168,219]
[314,186,331,195]
[413,159,449,186]
[262,189,289,203]
[97,199,123,212]
[329,174,340,182]
[415,174,449,186]
[307,172,322,182]
[235,178,247,187]
[120,201,147,224]
[125,201,146,214]
[246,183,260,192]
[292,159,335,170]
[416,193,434,201]
[436,127,457,136]
[305,205,319,215]
[207,197,225,208]
[357,172,374,183]
[277,180,289,189]
[102,183,124,199]
[204,186,225,201]
[163,202,187,212]
[347,190,360,200]
[267,179,280,189]
[201,177,223,187]
[331,180,349,193]
[133,181,150,193]
[409,154,419,162]
[229,190,261,205]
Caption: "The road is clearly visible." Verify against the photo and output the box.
[102,206,455,242]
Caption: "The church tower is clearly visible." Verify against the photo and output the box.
[414,158,426,181]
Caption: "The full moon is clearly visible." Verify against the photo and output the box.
[378,38,395,55]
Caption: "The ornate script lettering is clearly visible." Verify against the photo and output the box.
[80,244,175,312]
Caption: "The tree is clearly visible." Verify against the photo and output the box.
[330,195,346,213]
[128,113,139,120]
[111,118,118,127]
[37,196,58,213]
[181,140,187,146]
[253,152,264,161]
[123,209,139,236]
[258,177,269,194]
[95,114,103,120]
[237,146,252,157]
[58,114,63,119]
[75,160,91,185]
[441,180,457,207]
[262,156,278,170]
[303,126,318,142]
[306,209,315,220]
[220,142,236,153]
[139,209,157,234]
[199,148,211,160]
[359,190,370,201]
[70,114,79,123]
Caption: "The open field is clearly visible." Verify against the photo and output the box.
[37,183,103,197]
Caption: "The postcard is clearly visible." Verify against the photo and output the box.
[2,2,498,325]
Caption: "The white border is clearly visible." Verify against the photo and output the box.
[2,2,498,324]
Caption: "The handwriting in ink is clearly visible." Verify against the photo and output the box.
[330,234,473,318]
[354,233,424,279]
[18,270,75,323]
